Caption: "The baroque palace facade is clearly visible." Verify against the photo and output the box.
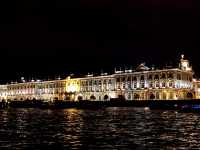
[0,55,200,101]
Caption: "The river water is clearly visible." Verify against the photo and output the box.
[0,107,199,149]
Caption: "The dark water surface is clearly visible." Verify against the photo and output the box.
[0,107,199,150]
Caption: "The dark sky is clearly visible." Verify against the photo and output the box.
[0,0,200,83]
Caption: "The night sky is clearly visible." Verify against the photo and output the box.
[0,0,200,83]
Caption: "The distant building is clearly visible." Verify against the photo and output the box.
[0,55,199,101]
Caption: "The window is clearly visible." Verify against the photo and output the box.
[109,79,112,84]
[140,75,144,81]
[156,82,159,88]
[103,80,107,84]
[134,82,137,88]
[149,82,153,88]
[154,74,159,80]
[141,82,145,88]
[168,73,173,79]
[128,82,131,90]
[169,81,173,87]
[148,75,152,80]
[161,73,166,79]
[162,82,166,87]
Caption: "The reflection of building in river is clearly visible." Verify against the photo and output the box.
[0,55,200,101]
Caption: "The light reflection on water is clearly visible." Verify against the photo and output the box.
[0,107,199,149]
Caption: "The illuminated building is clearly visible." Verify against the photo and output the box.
[0,55,198,101]
[4,80,66,101]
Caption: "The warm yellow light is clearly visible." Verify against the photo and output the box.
[67,85,78,92]
[65,79,80,93]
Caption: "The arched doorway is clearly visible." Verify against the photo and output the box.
[104,95,109,100]
[187,92,193,99]
[149,93,155,100]
[78,95,83,101]
[90,95,96,100]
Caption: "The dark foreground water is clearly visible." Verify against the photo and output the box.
[0,107,199,150]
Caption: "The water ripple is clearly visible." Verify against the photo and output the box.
[0,107,199,149]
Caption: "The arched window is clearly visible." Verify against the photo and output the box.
[104,95,109,100]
